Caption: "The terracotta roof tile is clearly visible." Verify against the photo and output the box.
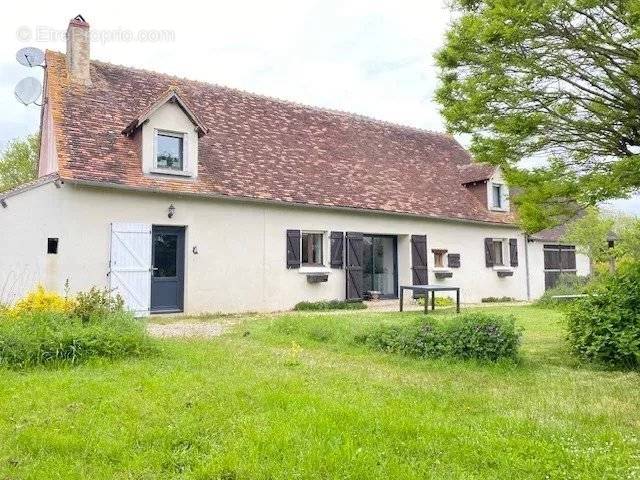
[45,51,515,225]
[458,163,496,184]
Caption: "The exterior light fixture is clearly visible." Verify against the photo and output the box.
[168,203,176,218]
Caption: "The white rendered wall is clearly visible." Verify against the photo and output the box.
[526,240,591,300]
[1,183,529,312]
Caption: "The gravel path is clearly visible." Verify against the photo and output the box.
[147,322,227,338]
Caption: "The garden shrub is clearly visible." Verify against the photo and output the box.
[481,296,515,303]
[567,264,640,368]
[364,320,447,357]
[0,310,153,368]
[293,300,367,311]
[536,274,591,308]
[417,296,454,307]
[72,287,125,322]
[442,313,522,361]
[360,312,521,362]
[0,285,154,368]
[9,285,75,316]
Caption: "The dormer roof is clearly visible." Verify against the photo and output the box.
[121,87,208,137]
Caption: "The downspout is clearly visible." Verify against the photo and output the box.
[524,234,531,301]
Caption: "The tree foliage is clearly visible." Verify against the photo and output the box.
[0,134,39,193]
[562,207,615,264]
[436,0,640,231]
[563,206,640,266]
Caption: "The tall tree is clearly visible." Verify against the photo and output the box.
[562,206,615,267]
[0,134,39,193]
[436,0,640,232]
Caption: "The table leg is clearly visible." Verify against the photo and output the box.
[431,291,435,311]
[399,288,404,312]
[456,289,460,313]
[424,292,428,314]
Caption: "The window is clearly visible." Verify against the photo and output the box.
[544,244,577,289]
[153,233,178,277]
[493,240,504,266]
[302,232,323,266]
[492,184,503,209]
[156,131,184,171]
[47,238,59,254]
[432,249,447,268]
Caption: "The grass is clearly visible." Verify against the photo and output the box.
[0,306,639,479]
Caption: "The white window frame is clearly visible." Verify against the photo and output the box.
[151,129,190,176]
[299,230,331,274]
[492,238,510,269]
[492,184,503,208]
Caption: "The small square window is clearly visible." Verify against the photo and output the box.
[492,184,503,209]
[432,249,447,268]
[302,233,323,266]
[47,238,59,254]
[156,131,184,171]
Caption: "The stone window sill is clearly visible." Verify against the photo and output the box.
[149,168,194,178]
[299,266,331,274]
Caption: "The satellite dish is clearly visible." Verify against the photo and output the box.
[16,47,45,67]
[15,77,42,105]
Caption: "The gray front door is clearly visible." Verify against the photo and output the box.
[151,226,185,313]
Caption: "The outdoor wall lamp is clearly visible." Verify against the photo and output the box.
[168,203,176,218]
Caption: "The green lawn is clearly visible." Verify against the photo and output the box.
[0,306,639,479]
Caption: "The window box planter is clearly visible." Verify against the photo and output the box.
[434,270,453,279]
[496,269,514,278]
[306,273,328,283]
[365,290,382,301]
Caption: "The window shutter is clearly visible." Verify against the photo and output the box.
[411,235,428,285]
[484,238,495,267]
[560,245,576,270]
[110,223,152,317]
[330,231,344,268]
[447,253,461,268]
[286,230,301,269]
[509,238,519,267]
[345,232,364,300]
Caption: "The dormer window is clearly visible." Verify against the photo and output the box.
[123,88,208,180]
[156,131,185,171]
[492,184,503,209]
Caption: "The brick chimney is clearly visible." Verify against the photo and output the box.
[66,15,91,85]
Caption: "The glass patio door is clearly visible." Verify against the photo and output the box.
[363,235,398,298]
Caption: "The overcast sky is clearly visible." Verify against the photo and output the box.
[1,0,638,213]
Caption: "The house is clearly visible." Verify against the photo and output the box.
[0,16,590,314]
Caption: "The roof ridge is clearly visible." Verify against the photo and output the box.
[46,50,458,140]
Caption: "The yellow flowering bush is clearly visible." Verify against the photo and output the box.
[9,285,75,316]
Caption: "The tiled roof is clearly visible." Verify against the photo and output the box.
[0,173,59,202]
[458,163,496,184]
[529,223,570,241]
[45,51,515,225]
